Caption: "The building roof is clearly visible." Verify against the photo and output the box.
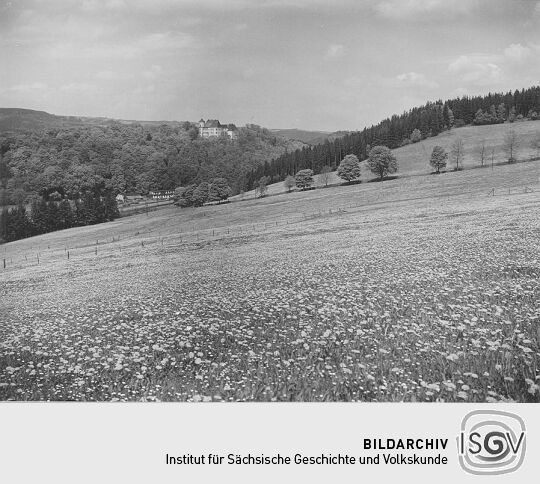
[198,119,237,132]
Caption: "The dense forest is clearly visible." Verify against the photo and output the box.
[0,121,304,207]
[246,86,540,188]
[0,192,119,242]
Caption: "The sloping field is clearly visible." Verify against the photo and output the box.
[0,161,539,401]
[233,120,540,200]
[393,120,540,175]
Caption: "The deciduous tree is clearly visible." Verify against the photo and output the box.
[295,169,314,190]
[255,176,271,198]
[430,146,448,174]
[337,154,361,183]
[192,182,210,206]
[476,141,487,167]
[503,129,520,163]
[410,129,422,143]
[319,165,332,187]
[283,175,296,193]
[208,178,232,202]
[450,138,465,170]
[367,145,398,181]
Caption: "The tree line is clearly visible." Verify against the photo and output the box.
[249,146,398,197]
[246,86,540,188]
[0,191,119,243]
[250,127,540,199]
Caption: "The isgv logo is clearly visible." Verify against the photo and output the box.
[457,410,526,475]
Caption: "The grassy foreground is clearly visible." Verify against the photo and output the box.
[1,161,539,401]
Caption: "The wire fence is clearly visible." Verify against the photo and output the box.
[2,182,539,272]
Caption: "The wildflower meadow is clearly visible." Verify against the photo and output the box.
[1,164,539,401]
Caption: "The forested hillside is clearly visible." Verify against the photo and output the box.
[247,86,540,188]
[0,119,304,206]
[2,86,540,208]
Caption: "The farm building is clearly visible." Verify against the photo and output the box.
[149,190,175,200]
[125,193,145,202]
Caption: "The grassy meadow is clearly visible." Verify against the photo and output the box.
[233,120,540,200]
[0,154,539,401]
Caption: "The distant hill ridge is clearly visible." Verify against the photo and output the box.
[0,107,189,133]
[0,108,347,146]
[270,128,352,145]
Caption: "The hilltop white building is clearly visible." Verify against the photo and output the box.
[198,119,237,139]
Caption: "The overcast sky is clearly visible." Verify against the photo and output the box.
[1,0,539,131]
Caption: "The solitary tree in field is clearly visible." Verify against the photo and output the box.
[503,129,520,163]
[410,129,422,143]
[430,146,448,174]
[256,176,271,198]
[450,138,465,170]
[283,175,296,193]
[295,169,314,190]
[337,154,361,183]
[476,140,487,167]
[367,145,398,181]
[320,165,332,187]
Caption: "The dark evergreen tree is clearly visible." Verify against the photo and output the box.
[58,199,75,228]
[1,204,33,241]
[31,198,49,235]
[103,192,120,221]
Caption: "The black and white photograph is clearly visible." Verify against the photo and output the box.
[1,0,539,407]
